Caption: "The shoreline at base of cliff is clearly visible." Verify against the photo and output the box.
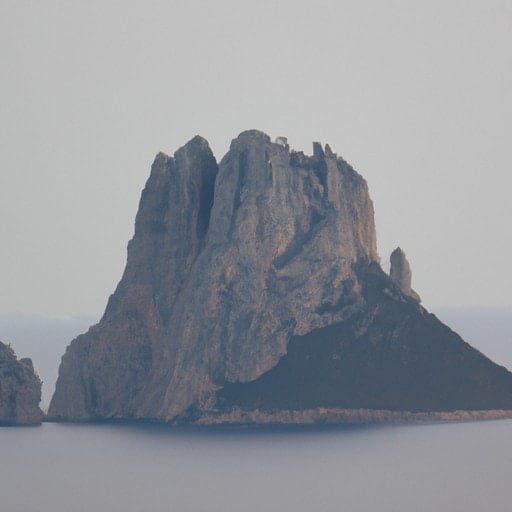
[44,407,512,428]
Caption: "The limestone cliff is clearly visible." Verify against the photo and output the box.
[49,131,512,424]
[0,341,43,425]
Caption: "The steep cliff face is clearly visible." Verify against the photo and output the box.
[0,341,43,425]
[50,135,218,420]
[49,130,512,424]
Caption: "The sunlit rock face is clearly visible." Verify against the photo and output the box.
[0,341,43,425]
[49,131,512,424]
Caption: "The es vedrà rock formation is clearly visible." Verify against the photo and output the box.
[49,130,512,425]
[0,341,43,425]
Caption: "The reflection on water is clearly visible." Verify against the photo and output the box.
[1,420,512,512]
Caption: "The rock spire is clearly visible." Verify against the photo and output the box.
[390,247,421,302]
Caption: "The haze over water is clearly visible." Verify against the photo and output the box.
[2,420,511,512]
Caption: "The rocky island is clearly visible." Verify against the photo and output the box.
[0,341,43,425]
[49,130,512,425]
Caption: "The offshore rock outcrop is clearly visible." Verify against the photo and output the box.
[389,247,421,302]
[0,341,43,425]
[49,130,512,424]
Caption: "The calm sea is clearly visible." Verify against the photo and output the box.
[1,309,511,511]
[1,420,512,512]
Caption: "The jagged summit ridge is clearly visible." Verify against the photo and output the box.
[49,130,512,424]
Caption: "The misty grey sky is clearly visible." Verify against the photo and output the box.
[1,0,511,317]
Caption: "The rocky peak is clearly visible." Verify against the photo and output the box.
[390,247,421,302]
[49,130,512,425]
[0,342,43,425]
[50,130,380,421]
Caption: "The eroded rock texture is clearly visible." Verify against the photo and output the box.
[49,131,512,424]
[0,341,43,425]
[390,247,421,302]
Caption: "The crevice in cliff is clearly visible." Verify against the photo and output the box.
[195,157,218,242]
[225,149,254,240]
[272,210,327,270]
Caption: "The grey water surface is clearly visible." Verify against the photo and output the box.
[1,420,512,512]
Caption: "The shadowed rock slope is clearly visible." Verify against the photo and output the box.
[0,341,43,425]
[217,262,512,415]
[49,131,512,424]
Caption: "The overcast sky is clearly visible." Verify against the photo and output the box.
[1,0,511,318]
